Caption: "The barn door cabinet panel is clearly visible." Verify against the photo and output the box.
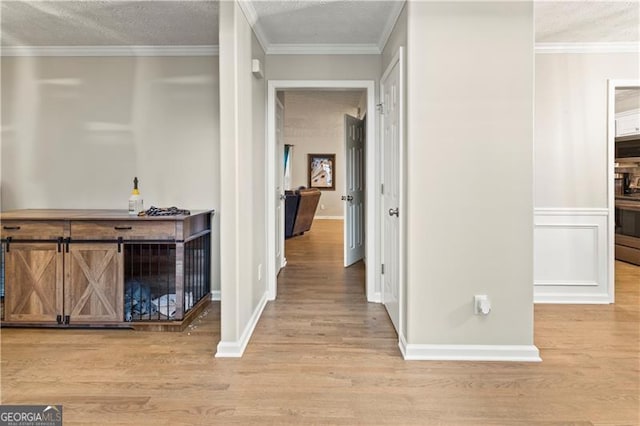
[2,221,123,326]
[3,242,63,324]
[65,243,123,323]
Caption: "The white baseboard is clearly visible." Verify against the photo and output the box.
[210,290,221,301]
[215,293,268,358]
[534,292,612,304]
[314,216,344,220]
[369,291,381,304]
[402,343,541,362]
[398,333,408,358]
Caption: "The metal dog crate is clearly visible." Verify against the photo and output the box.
[124,233,210,322]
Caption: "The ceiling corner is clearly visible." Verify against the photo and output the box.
[237,0,270,53]
[378,0,406,53]
[237,0,258,26]
[251,22,271,54]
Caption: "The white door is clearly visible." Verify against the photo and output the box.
[381,52,402,333]
[343,114,365,267]
[276,97,286,272]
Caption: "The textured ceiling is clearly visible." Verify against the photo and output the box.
[535,1,639,43]
[251,1,400,45]
[1,1,218,46]
[1,1,638,47]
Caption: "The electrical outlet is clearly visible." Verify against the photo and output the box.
[474,295,491,315]
[258,264,262,281]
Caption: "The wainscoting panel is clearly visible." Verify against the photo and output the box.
[534,208,611,304]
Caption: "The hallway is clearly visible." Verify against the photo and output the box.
[252,219,397,353]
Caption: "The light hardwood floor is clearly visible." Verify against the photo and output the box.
[1,219,638,425]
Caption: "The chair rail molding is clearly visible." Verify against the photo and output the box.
[534,207,611,304]
[535,42,640,54]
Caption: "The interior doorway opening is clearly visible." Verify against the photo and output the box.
[276,89,367,271]
[610,80,640,302]
[266,81,379,304]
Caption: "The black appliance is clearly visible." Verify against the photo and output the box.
[616,207,640,238]
[615,204,640,265]
[615,138,640,160]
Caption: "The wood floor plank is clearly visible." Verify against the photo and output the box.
[1,219,639,425]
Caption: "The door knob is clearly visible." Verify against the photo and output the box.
[341,195,353,202]
[388,208,399,217]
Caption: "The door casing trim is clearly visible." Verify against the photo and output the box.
[266,80,379,303]
[607,79,640,304]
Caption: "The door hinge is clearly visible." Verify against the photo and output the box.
[381,264,385,274]
[381,184,384,194]
[376,103,384,115]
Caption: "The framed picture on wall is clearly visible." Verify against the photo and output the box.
[308,153,335,190]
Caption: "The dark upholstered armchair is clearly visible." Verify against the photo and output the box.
[284,188,321,238]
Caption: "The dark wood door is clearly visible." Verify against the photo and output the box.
[4,242,63,323]
[65,243,123,323]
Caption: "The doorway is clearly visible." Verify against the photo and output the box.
[276,90,366,270]
[609,80,640,302]
[266,81,379,303]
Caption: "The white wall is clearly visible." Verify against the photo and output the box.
[534,52,639,303]
[251,31,267,317]
[283,90,360,218]
[0,55,221,296]
[217,0,267,356]
[1,56,218,210]
[266,55,381,82]
[382,3,407,73]
[356,91,367,118]
[535,53,639,209]
[404,2,537,359]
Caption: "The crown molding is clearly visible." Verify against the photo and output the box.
[1,45,219,57]
[237,0,258,26]
[535,42,640,54]
[251,22,270,54]
[237,0,269,53]
[378,0,406,53]
[267,43,381,55]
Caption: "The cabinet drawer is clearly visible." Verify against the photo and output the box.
[71,221,176,240]
[1,221,66,240]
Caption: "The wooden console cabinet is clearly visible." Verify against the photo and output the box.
[1,209,213,329]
